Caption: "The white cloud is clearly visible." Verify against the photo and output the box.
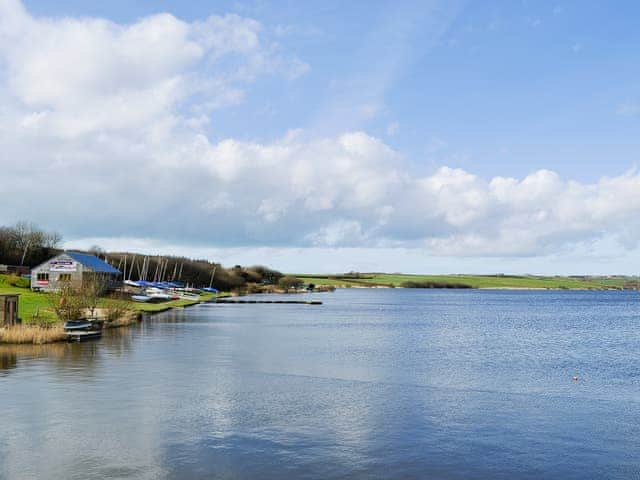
[1,0,640,268]
[0,0,305,138]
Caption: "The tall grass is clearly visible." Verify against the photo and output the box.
[0,324,66,344]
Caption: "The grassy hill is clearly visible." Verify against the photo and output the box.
[295,273,636,290]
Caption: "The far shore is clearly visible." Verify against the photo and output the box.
[294,273,638,291]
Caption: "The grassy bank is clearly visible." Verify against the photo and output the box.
[0,274,224,325]
[295,273,635,290]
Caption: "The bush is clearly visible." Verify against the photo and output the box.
[6,274,29,288]
[278,276,303,292]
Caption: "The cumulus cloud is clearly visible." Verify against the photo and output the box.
[0,0,306,138]
[1,0,640,261]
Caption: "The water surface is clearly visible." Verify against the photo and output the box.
[1,289,639,479]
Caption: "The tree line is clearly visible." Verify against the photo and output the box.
[0,222,62,267]
[107,252,284,291]
[0,221,288,291]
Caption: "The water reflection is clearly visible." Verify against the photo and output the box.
[0,350,16,372]
[1,290,639,480]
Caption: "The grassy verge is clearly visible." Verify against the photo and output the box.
[294,273,634,290]
[0,276,57,323]
[0,274,228,325]
[128,292,218,313]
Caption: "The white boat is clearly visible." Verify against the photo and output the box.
[174,291,200,300]
[131,294,151,302]
[145,287,171,301]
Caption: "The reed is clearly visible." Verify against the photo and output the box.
[104,311,141,328]
[0,324,66,344]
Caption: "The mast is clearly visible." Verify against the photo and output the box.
[209,265,217,289]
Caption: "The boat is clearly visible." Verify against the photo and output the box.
[174,291,200,300]
[145,287,171,301]
[66,330,103,342]
[63,320,93,331]
[64,319,103,342]
[131,294,152,302]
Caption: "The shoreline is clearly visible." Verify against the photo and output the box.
[326,285,628,291]
[0,295,216,345]
[1,285,633,345]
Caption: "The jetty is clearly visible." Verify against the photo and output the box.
[209,299,322,305]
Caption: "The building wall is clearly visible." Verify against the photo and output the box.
[30,253,85,292]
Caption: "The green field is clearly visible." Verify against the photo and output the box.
[295,273,635,290]
[0,275,220,324]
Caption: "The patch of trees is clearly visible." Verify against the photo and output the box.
[0,222,62,267]
[278,275,304,292]
[107,252,283,292]
[400,281,473,289]
[0,221,284,292]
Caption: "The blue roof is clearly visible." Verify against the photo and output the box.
[66,252,121,274]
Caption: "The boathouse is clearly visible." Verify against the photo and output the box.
[0,294,20,326]
[30,252,121,292]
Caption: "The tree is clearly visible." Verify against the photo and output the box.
[81,277,108,319]
[14,222,44,265]
[278,276,303,292]
[0,222,62,266]
[43,231,63,249]
[250,265,283,284]
[48,285,86,322]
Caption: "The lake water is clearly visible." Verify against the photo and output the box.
[1,289,639,479]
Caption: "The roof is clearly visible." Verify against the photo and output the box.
[66,252,121,274]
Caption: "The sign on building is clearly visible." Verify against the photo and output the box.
[49,260,78,272]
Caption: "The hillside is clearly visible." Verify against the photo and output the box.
[294,273,637,290]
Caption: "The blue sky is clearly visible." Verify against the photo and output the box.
[23,0,640,179]
[2,0,640,273]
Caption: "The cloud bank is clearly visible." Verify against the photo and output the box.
[1,0,639,267]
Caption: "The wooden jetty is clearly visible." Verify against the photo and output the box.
[211,299,322,305]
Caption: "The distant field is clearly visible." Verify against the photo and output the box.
[295,273,635,290]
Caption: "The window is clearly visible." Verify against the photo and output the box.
[58,273,72,282]
[36,273,49,281]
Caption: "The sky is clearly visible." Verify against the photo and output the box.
[1,0,639,274]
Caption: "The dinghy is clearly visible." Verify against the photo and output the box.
[131,294,152,302]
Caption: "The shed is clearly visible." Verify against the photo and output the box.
[30,252,121,292]
[0,294,20,326]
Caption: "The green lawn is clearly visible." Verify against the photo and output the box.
[0,276,56,323]
[295,273,633,290]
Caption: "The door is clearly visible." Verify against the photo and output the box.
[6,298,16,325]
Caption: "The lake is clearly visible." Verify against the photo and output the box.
[1,289,639,479]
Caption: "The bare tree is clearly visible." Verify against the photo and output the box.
[81,277,108,319]
[43,230,63,249]
[48,285,86,322]
[13,222,45,265]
